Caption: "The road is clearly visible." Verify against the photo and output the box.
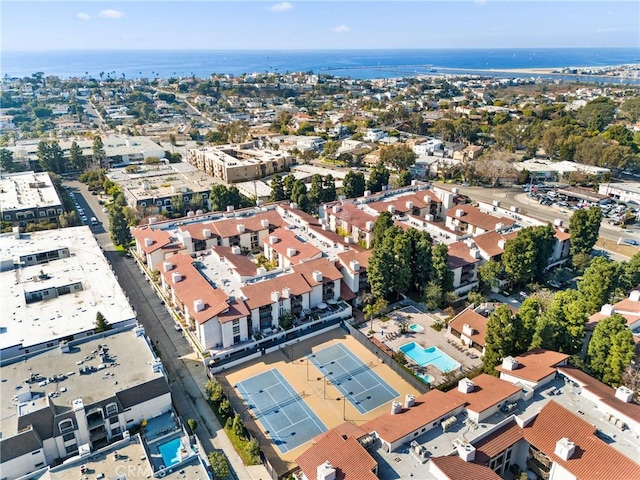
[439,183,640,246]
[65,180,263,480]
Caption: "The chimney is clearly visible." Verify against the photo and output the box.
[256,266,267,276]
[458,378,475,393]
[498,239,506,250]
[495,222,504,231]
[452,188,459,194]
[281,287,290,298]
[406,201,414,210]
[470,248,480,259]
[261,218,270,229]
[231,245,241,255]
[269,235,279,244]
[350,260,360,272]
[424,195,432,204]
[629,290,640,302]
[510,205,519,213]
[287,247,297,257]
[600,304,615,316]
[492,200,501,207]
[501,356,518,371]
[332,204,341,214]
[388,205,396,214]
[365,220,374,231]
[144,237,153,247]
[271,291,280,302]
[462,324,474,337]
[171,272,182,283]
[193,299,205,312]
[202,228,212,238]
[237,224,245,233]
[554,438,576,461]
[615,386,634,403]
[163,261,174,272]
[456,208,465,217]
[390,401,402,415]
[312,270,323,282]
[227,205,234,213]
[404,394,415,408]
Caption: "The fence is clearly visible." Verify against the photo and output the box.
[342,321,429,394]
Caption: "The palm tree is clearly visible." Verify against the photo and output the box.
[364,297,388,334]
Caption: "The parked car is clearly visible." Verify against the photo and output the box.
[623,238,640,246]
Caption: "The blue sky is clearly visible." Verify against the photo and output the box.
[2,1,639,51]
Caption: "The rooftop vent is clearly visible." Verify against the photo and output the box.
[312,270,323,282]
[600,304,615,316]
[281,287,290,298]
[231,245,241,255]
[390,401,402,415]
[287,247,297,257]
[202,228,212,238]
[365,220,374,231]
[193,299,205,312]
[388,205,396,214]
[317,461,336,480]
[502,356,519,371]
[269,235,279,245]
[615,386,634,403]
[144,237,154,247]
[458,378,475,394]
[237,224,245,233]
[350,260,360,272]
[171,272,182,283]
[554,437,576,461]
[404,394,415,408]
[456,208,465,217]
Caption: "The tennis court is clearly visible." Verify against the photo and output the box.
[309,343,399,414]
[235,369,326,454]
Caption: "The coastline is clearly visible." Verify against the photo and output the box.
[432,64,640,80]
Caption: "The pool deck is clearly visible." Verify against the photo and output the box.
[362,305,482,385]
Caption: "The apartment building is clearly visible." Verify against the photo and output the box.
[0,171,64,227]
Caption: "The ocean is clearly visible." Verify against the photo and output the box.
[2,48,640,83]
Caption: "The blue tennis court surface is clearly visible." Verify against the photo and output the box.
[309,343,399,414]
[235,369,326,454]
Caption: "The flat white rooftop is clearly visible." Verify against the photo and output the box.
[0,227,136,359]
[0,327,163,437]
[0,171,62,211]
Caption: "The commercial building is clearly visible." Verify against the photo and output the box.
[0,226,137,361]
[0,326,171,480]
[598,181,640,205]
[187,143,294,183]
[0,171,64,227]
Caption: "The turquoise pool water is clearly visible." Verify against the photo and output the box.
[409,323,424,332]
[158,438,182,467]
[400,343,460,373]
[418,373,434,384]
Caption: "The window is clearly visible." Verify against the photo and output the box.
[34,463,45,468]
[105,403,118,417]
[62,432,75,442]
[111,427,121,436]
[65,444,78,455]
[3,215,9,221]
[58,419,74,433]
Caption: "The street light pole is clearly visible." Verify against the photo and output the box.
[338,392,353,420]
[307,354,315,381]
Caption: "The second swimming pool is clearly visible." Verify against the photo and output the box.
[399,342,460,373]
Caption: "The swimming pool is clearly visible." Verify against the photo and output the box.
[409,323,424,332]
[158,438,182,467]
[418,373,434,384]
[399,343,460,373]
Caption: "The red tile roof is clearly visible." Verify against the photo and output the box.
[340,282,357,301]
[292,258,343,286]
[361,389,466,444]
[336,249,371,273]
[179,221,218,241]
[159,253,229,324]
[313,421,369,443]
[496,348,569,383]
[430,455,502,480]
[332,203,377,232]
[449,309,488,347]
[446,204,515,232]
[217,299,250,324]
[554,227,571,241]
[447,374,521,415]
[262,227,322,263]
[557,366,640,424]
[472,230,518,258]
[212,210,284,238]
[472,419,524,465]
[523,401,640,480]
[211,246,257,276]
[132,226,173,254]
[240,272,312,310]
[447,241,481,269]
[296,429,378,480]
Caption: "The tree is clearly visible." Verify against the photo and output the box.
[396,169,412,187]
[577,97,616,132]
[424,281,443,310]
[323,140,339,158]
[502,228,537,287]
[210,185,249,212]
[515,297,546,352]
[323,175,337,203]
[407,229,433,292]
[208,451,231,480]
[187,419,198,432]
[283,174,297,199]
[92,136,106,168]
[587,314,635,386]
[368,233,398,299]
[363,297,388,332]
[189,193,205,212]
[531,224,556,281]
[0,148,19,173]
[307,174,324,208]
[483,305,516,374]
[69,141,86,171]
[94,311,111,333]
[478,259,503,291]
[269,174,286,202]
[569,207,602,257]
[372,211,394,248]
[205,379,224,403]
[109,204,132,247]
[37,141,65,173]
[366,163,390,193]
[379,144,417,171]
[432,243,454,298]
[578,257,621,313]
[342,171,366,199]
[170,195,186,217]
